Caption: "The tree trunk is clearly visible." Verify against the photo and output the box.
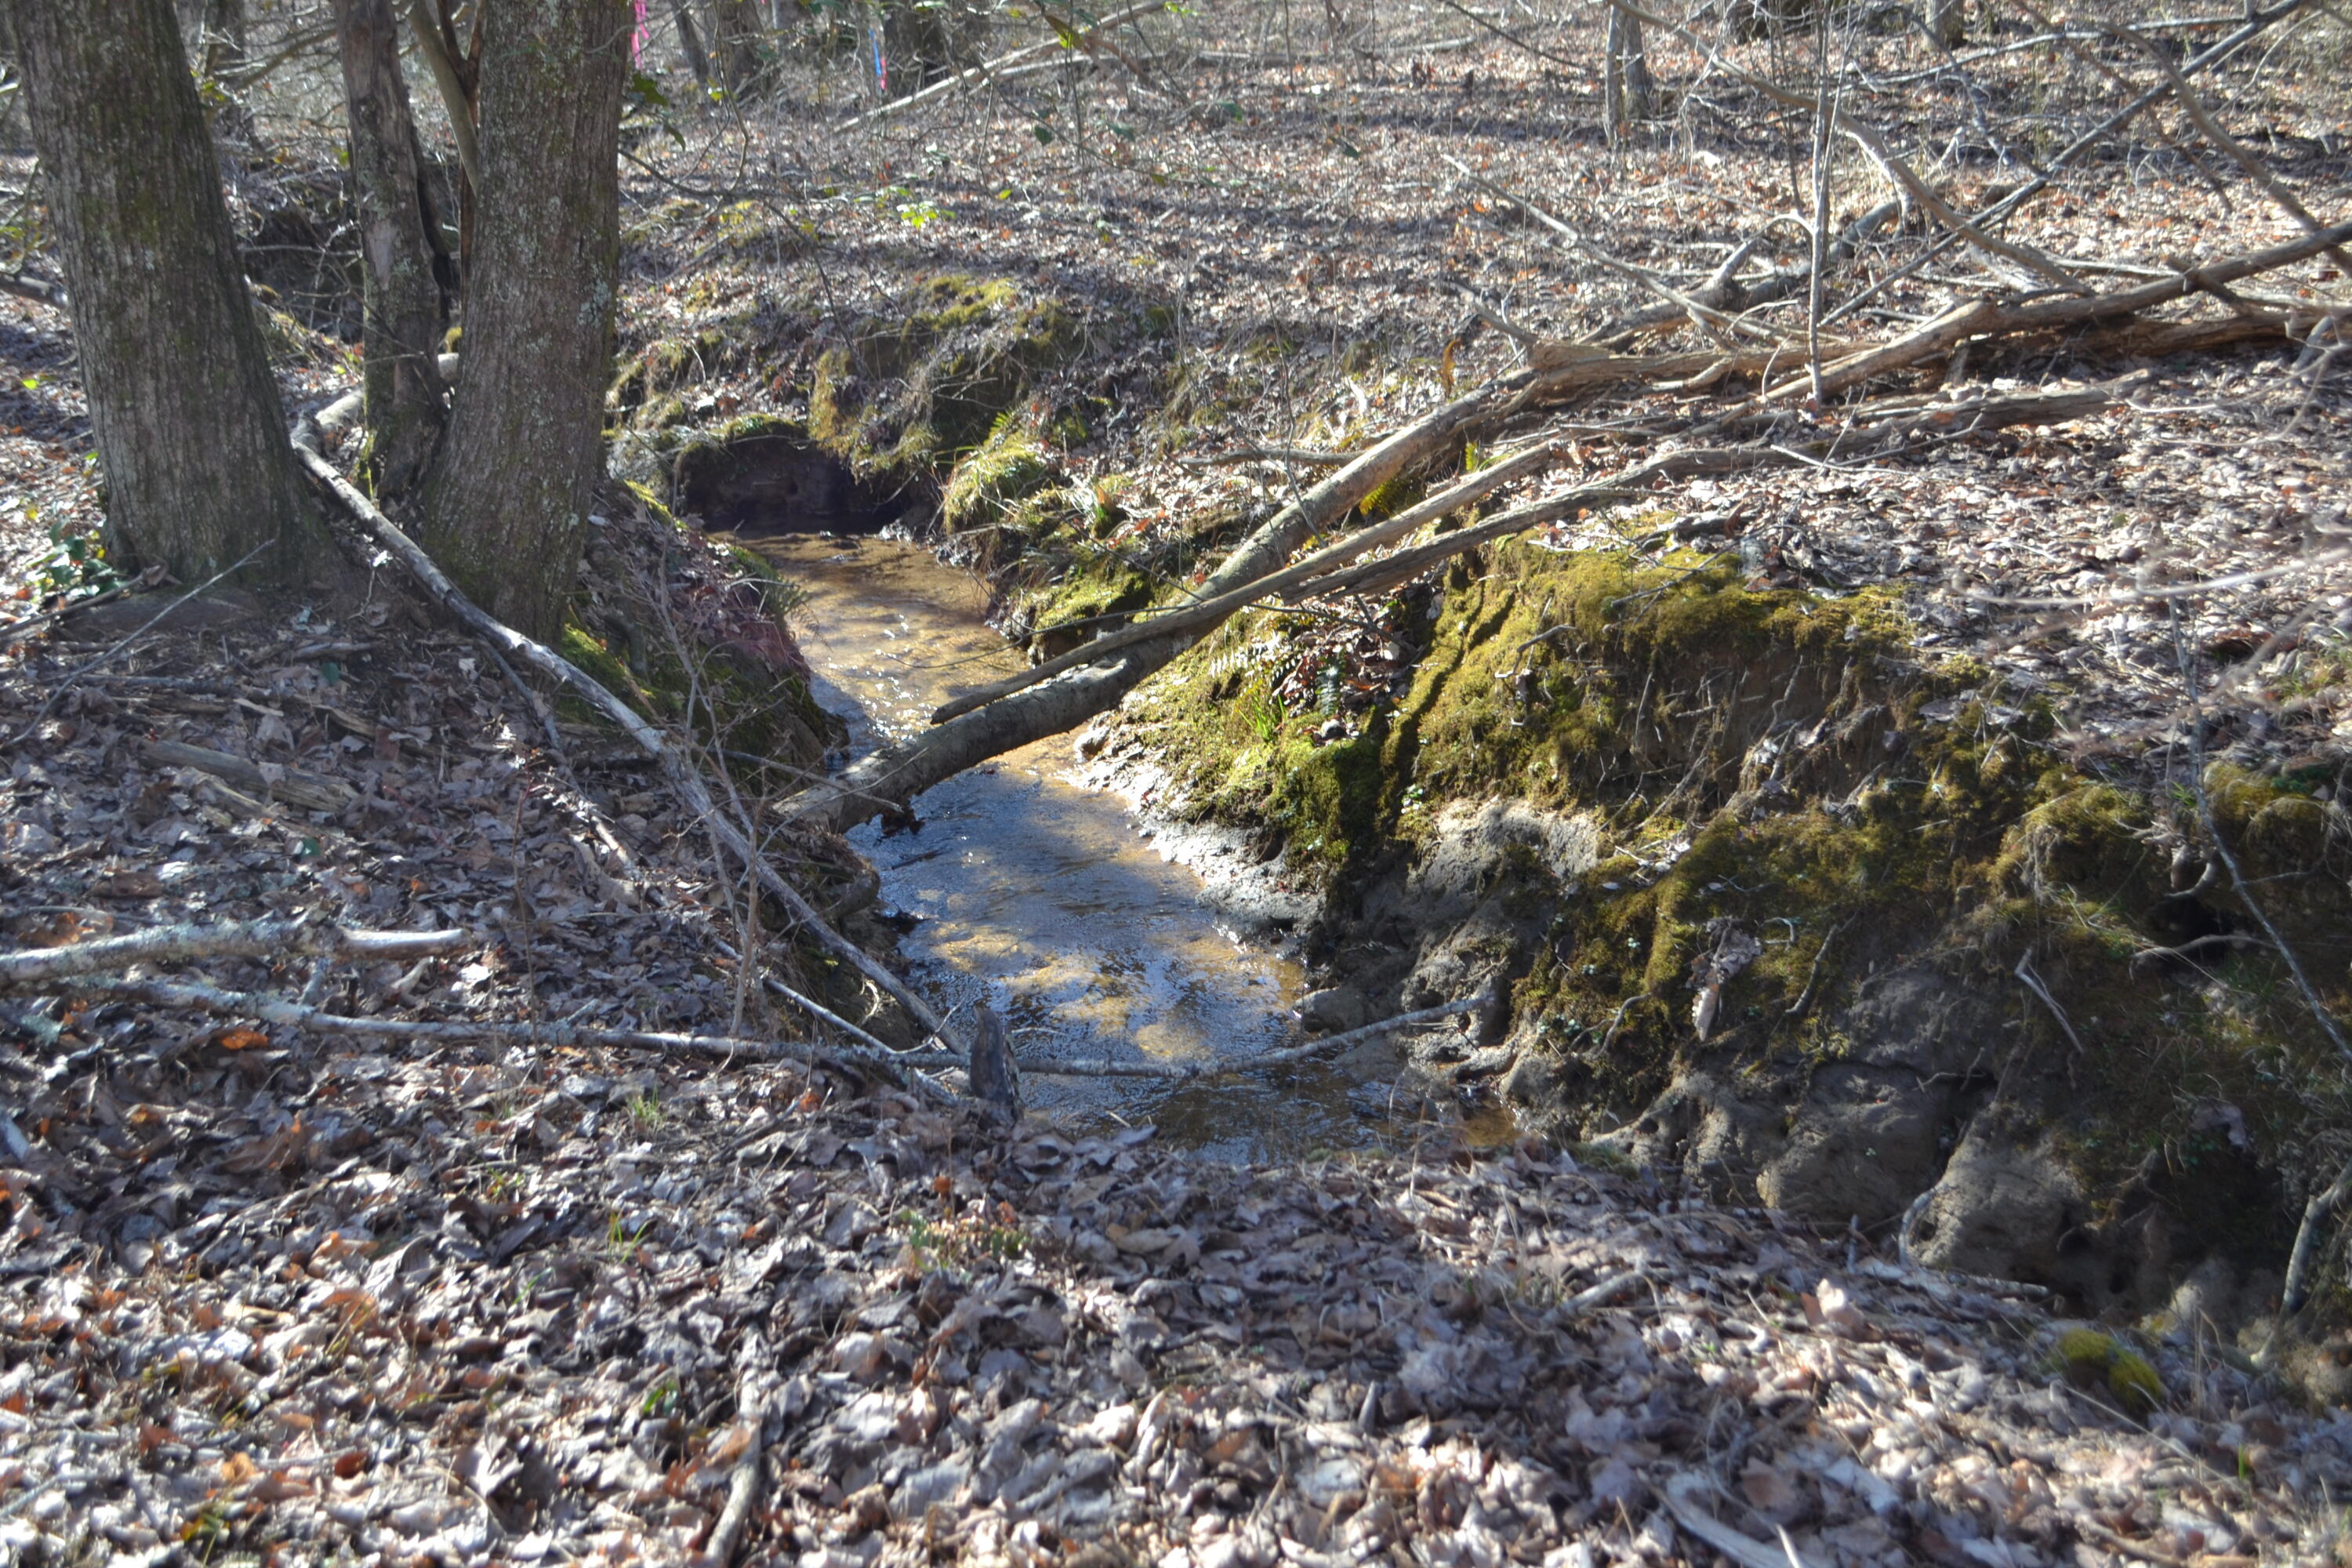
[3,0,323,585]
[420,0,628,643]
[1927,0,1964,47]
[334,0,448,498]
[707,0,763,95]
[1604,6,1654,137]
[673,1,712,85]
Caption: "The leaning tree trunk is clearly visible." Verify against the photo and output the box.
[334,0,448,498]
[419,0,628,643]
[3,0,323,585]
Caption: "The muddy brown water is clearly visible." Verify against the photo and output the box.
[735,532,1470,1160]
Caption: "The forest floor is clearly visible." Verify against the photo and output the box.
[5,4,2352,1565]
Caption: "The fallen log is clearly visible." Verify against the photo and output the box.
[289,437,963,1058]
[934,434,1570,724]
[782,370,1542,831]
[141,740,358,815]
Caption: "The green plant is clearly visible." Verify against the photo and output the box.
[624,1089,664,1129]
[30,521,121,601]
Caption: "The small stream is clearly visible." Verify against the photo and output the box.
[736,532,1425,1160]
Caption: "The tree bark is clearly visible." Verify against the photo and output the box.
[707,0,764,95]
[1927,0,1964,47]
[420,0,628,642]
[1604,6,1653,136]
[334,0,448,498]
[3,0,324,586]
[673,0,712,84]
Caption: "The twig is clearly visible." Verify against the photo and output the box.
[702,1369,768,1566]
[2168,606,2352,1315]
[1784,917,1850,1019]
[53,972,956,1092]
[1017,996,1478,1080]
[0,917,466,991]
[2011,953,2086,1056]
[713,937,902,1057]
[5,542,275,748]
[0,565,164,645]
[290,441,965,1060]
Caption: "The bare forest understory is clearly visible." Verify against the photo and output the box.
[7,1,2352,1563]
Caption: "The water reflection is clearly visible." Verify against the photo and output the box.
[735,533,1453,1160]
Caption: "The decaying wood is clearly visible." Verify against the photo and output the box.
[142,739,358,815]
[290,438,964,1060]
[0,916,465,989]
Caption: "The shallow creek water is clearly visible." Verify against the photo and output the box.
[737,532,1427,1160]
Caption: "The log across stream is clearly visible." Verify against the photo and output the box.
[737,531,1490,1157]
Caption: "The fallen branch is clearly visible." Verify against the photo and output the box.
[1174,444,1359,468]
[10,550,289,753]
[934,434,1569,723]
[2107,21,2352,278]
[0,918,466,991]
[0,269,67,310]
[141,740,359,815]
[837,0,1167,128]
[785,371,1541,831]
[0,565,166,646]
[289,440,964,1059]
[1820,0,2318,330]
[1017,996,1476,1080]
[700,1368,770,1567]
[1705,216,2352,420]
[56,973,955,1094]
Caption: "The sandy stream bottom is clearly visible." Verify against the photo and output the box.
[737,532,1475,1160]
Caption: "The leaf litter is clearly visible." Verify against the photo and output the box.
[5,6,2352,1563]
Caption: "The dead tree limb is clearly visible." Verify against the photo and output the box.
[837,0,1167,127]
[934,435,1570,723]
[0,918,467,990]
[52,973,954,1098]
[2106,21,2352,279]
[289,439,963,1058]
[782,371,1541,831]
[1599,0,2088,293]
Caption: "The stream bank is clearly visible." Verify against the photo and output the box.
[728,528,1490,1161]
[638,270,2352,1366]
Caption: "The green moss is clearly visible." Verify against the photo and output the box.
[807,274,1080,475]
[2052,1327,2165,1416]
[942,419,1062,535]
